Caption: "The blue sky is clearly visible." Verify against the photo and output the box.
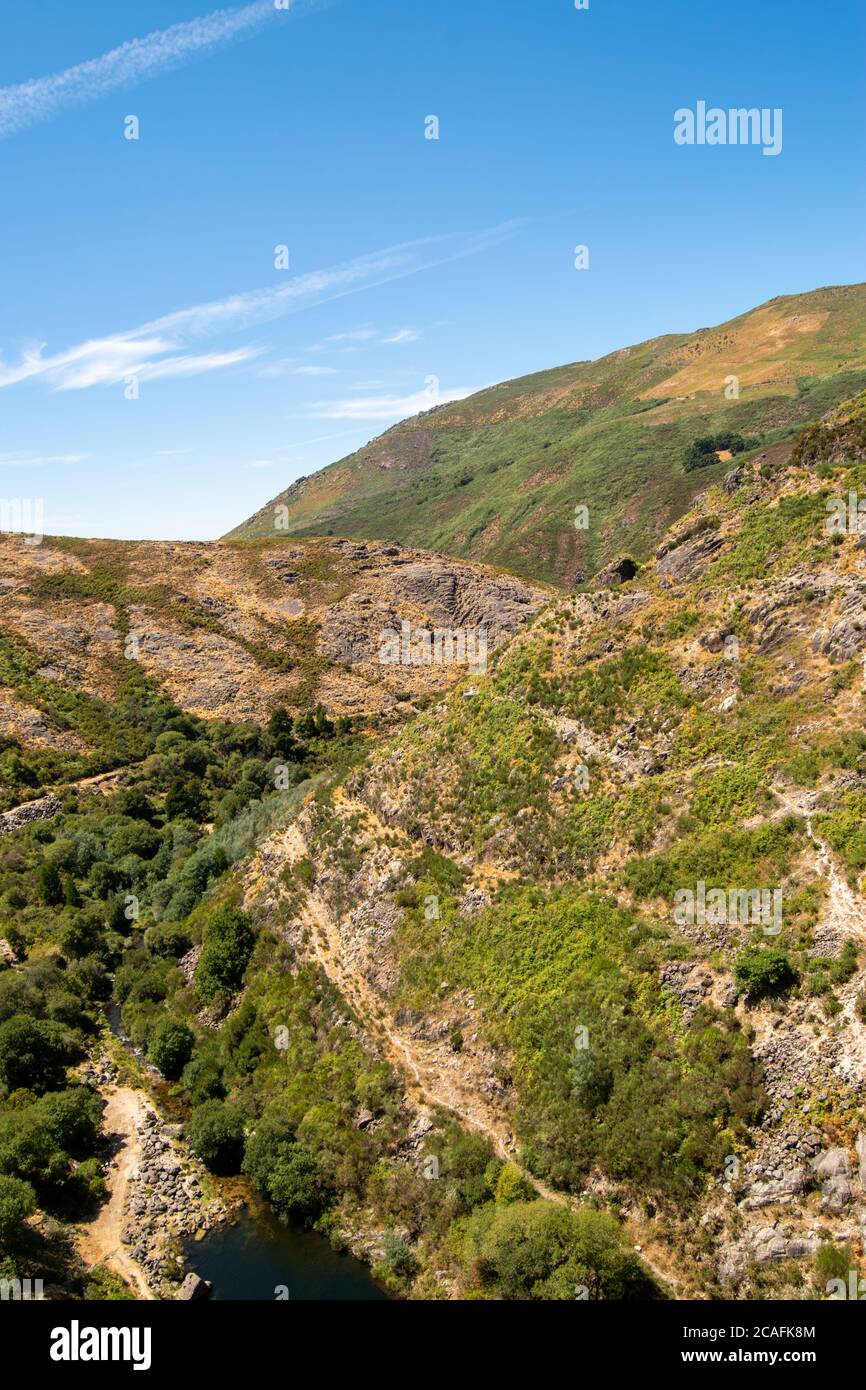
[0,0,863,540]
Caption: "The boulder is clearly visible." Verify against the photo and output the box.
[175,1273,212,1301]
[820,1176,853,1213]
[811,1147,851,1180]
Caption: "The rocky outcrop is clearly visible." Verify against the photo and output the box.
[176,1273,212,1301]
[591,556,638,588]
[121,1109,235,1295]
[0,533,551,729]
[0,793,61,837]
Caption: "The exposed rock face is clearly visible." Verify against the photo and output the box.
[0,534,551,735]
[592,556,638,588]
[176,1273,212,1301]
[811,1147,851,1181]
[0,793,61,837]
[656,530,724,585]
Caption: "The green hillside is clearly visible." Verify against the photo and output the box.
[228,283,866,586]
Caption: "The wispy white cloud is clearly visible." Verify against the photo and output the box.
[247,458,275,469]
[383,328,420,344]
[319,326,379,346]
[307,384,476,422]
[0,451,89,467]
[308,324,421,352]
[0,225,519,393]
[0,1,288,140]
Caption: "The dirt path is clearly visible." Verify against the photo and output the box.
[772,782,866,1076]
[77,1087,153,1300]
[280,819,672,1280]
[774,783,866,939]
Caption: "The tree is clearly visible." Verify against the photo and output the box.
[107,822,160,860]
[36,1087,103,1154]
[263,1144,323,1224]
[187,1100,245,1174]
[36,861,63,907]
[165,777,205,822]
[267,707,298,760]
[147,1017,194,1080]
[295,703,334,740]
[58,908,104,960]
[242,1110,326,1225]
[195,907,255,1002]
[0,1110,70,1199]
[0,1175,36,1242]
[0,1015,72,1095]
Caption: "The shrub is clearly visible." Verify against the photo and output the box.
[195,907,255,1003]
[182,1053,225,1104]
[814,1241,851,1290]
[495,1163,534,1205]
[734,946,796,1000]
[379,1229,417,1281]
[0,1015,73,1095]
[147,1017,195,1080]
[462,1200,651,1300]
[187,1100,245,1174]
[0,1174,36,1241]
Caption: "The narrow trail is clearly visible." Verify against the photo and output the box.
[280,821,675,1293]
[773,783,866,941]
[76,1087,154,1300]
[769,782,866,1076]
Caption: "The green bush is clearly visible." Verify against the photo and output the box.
[187,1100,245,1174]
[462,1200,651,1300]
[0,1015,73,1095]
[734,946,796,1000]
[195,907,255,1003]
[242,1110,326,1225]
[495,1163,534,1205]
[147,1017,195,1080]
[0,1174,36,1242]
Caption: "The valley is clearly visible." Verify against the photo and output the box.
[4,302,866,1303]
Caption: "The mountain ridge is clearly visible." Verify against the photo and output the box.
[228,282,866,588]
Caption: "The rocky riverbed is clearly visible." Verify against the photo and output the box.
[79,1054,241,1299]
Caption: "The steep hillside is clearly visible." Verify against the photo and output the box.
[229,283,866,588]
[233,388,866,1297]
[7,390,866,1304]
[0,533,550,810]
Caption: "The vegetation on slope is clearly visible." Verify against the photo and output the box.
[229,284,866,586]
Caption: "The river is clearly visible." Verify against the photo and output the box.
[183,1206,388,1301]
[106,1004,386,1301]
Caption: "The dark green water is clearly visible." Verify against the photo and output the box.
[184,1208,388,1301]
